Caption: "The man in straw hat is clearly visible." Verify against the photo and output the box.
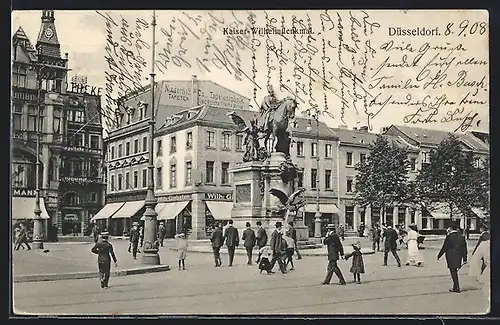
[437,221,468,293]
[129,222,141,259]
[91,232,118,289]
[322,224,346,285]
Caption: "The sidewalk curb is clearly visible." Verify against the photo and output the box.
[172,247,376,256]
[14,265,170,283]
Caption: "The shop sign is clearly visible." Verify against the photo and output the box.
[163,82,248,109]
[67,82,103,96]
[12,189,36,197]
[204,192,232,201]
[161,194,192,202]
[12,89,38,102]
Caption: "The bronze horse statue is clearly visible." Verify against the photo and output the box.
[262,96,298,156]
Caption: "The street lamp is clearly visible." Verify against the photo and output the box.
[31,48,46,249]
[307,114,322,239]
[141,11,160,265]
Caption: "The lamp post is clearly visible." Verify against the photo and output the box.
[31,48,46,249]
[306,113,322,239]
[141,11,160,265]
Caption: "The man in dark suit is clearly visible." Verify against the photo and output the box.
[223,220,239,267]
[269,222,286,274]
[322,224,346,285]
[288,221,302,259]
[438,223,468,293]
[382,225,401,267]
[210,223,224,267]
[242,222,256,265]
[372,224,381,252]
[472,225,490,255]
[255,221,268,263]
[129,222,141,259]
[91,232,118,289]
[15,223,31,251]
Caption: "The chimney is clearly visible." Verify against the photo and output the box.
[359,126,369,132]
[191,75,199,106]
[338,124,348,130]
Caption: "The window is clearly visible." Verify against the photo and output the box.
[236,134,244,151]
[133,171,138,188]
[346,177,353,193]
[297,172,304,188]
[325,144,332,158]
[398,207,406,225]
[118,144,123,157]
[71,160,83,177]
[311,143,318,157]
[474,157,481,168]
[170,136,176,153]
[89,160,99,177]
[111,146,115,159]
[170,164,176,188]
[91,193,98,204]
[74,110,85,123]
[74,133,84,147]
[125,172,130,189]
[325,169,332,189]
[111,175,115,192]
[12,104,23,131]
[126,142,130,156]
[118,174,123,190]
[222,133,231,150]
[143,137,148,152]
[157,139,163,156]
[134,139,139,154]
[156,167,163,188]
[142,169,147,187]
[53,107,62,133]
[221,162,230,184]
[90,135,99,150]
[13,66,27,88]
[346,152,353,166]
[206,131,215,148]
[206,161,215,183]
[410,158,416,171]
[345,206,354,230]
[27,106,38,131]
[311,168,318,189]
[296,141,304,156]
[422,152,430,164]
[186,161,192,185]
[126,112,131,124]
[186,131,193,148]
[360,153,366,165]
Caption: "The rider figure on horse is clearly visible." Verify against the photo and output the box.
[259,84,280,132]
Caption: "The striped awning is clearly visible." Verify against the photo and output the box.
[12,197,50,220]
[111,200,145,219]
[206,201,232,220]
[91,202,126,221]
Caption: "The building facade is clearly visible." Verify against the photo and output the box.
[11,10,105,237]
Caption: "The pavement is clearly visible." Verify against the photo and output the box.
[13,245,489,315]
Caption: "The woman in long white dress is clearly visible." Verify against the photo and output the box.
[468,238,490,300]
[405,224,424,266]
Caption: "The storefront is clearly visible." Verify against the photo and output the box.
[203,192,233,237]
[303,202,340,237]
[150,194,193,238]
[12,193,51,241]
[90,202,125,233]
[109,200,145,236]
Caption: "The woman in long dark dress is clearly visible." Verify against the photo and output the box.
[344,241,365,284]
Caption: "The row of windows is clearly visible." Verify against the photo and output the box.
[110,137,149,160]
[156,131,193,156]
[296,142,333,158]
[67,133,100,149]
[110,169,148,192]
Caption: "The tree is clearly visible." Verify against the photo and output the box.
[354,135,412,225]
[415,134,487,223]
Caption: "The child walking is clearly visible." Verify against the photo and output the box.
[343,241,365,284]
[175,233,188,270]
[258,246,274,275]
[284,230,296,271]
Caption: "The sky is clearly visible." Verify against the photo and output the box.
[12,10,489,134]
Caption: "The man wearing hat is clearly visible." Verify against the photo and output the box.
[437,222,468,293]
[322,224,346,285]
[382,225,402,267]
[91,232,118,289]
[472,224,490,256]
[158,221,167,247]
[223,220,239,267]
[269,221,286,274]
[129,222,141,259]
[210,223,224,267]
[242,222,257,265]
[255,221,268,263]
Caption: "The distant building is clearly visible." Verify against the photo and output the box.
[11,10,105,237]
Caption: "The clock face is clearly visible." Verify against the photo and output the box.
[44,28,54,39]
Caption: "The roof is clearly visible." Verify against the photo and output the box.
[331,128,379,146]
[12,27,38,62]
[157,105,337,139]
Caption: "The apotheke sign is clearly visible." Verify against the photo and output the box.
[204,192,233,201]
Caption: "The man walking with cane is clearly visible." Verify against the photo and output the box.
[438,223,468,293]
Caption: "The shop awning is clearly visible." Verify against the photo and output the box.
[111,200,145,219]
[91,202,126,221]
[139,203,167,221]
[206,201,233,220]
[304,203,340,214]
[12,197,50,220]
[157,201,190,220]
[471,207,488,219]
[425,202,463,219]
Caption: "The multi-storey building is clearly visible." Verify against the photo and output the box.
[332,126,420,234]
[97,77,251,236]
[384,125,489,232]
[11,10,105,237]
